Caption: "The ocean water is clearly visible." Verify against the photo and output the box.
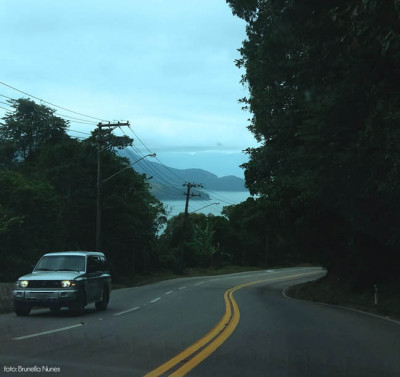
[162,190,251,218]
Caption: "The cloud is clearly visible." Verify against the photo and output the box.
[0,0,258,177]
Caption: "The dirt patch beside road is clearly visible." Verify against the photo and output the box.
[0,283,14,313]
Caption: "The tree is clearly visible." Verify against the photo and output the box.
[0,98,69,161]
[227,0,400,285]
[191,221,217,268]
[85,127,134,153]
[26,133,166,278]
[0,170,63,281]
[0,98,166,281]
[222,197,301,267]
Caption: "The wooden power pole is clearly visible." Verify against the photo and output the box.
[96,121,130,252]
[183,182,203,216]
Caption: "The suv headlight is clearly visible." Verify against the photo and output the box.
[61,280,76,288]
[17,280,29,288]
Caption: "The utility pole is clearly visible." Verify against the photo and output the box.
[183,182,203,216]
[181,182,203,270]
[96,121,130,252]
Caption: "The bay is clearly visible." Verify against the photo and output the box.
[162,190,251,218]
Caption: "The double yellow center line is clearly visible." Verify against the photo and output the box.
[144,271,321,377]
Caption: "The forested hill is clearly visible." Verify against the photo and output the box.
[118,151,247,200]
[225,0,400,287]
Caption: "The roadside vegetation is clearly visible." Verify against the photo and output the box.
[0,99,305,286]
[0,98,166,283]
[286,275,400,321]
[225,0,400,315]
[1,1,399,318]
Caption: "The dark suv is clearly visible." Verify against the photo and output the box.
[13,251,111,316]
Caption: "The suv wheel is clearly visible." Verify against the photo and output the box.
[95,286,109,311]
[69,290,86,316]
[15,302,31,316]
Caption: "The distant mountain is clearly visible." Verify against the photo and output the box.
[118,151,247,200]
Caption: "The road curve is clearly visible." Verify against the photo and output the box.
[1,267,399,377]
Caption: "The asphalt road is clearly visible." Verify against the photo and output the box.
[1,267,399,377]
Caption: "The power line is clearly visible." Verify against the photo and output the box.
[121,140,185,197]
[0,81,109,122]
[113,129,238,216]
[119,156,189,214]
[118,137,199,205]
[124,126,240,204]
[119,127,183,187]
[128,126,190,184]
[125,126,190,185]
[0,92,100,127]
[0,90,103,131]
[128,126,153,154]
[68,129,92,136]
[0,84,245,209]
[121,126,241,207]
[0,93,13,100]
[1,92,97,125]
[67,120,97,126]
[2,89,244,209]
[130,146,184,189]
[201,190,237,206]
[0,99,246,209]
[53,113,98,125]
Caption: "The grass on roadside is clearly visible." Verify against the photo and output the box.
[0,283,14,314]
[286,275,400,321]
[114,265,264,289]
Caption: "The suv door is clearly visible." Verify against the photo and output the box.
[85,256,102,302]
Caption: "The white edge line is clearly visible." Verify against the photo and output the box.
[14,324,83,340]
[114,306,141,316]
[282,286,400,326]
[150,297,161,304]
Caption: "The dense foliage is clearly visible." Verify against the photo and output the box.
[158,213,236,272]
[4,0,400,287]
[0,99,166,281]
[227,0,400,287]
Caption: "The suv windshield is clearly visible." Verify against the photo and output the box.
[34,255,85,272]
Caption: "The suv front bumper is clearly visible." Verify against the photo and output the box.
[13,289,79,305]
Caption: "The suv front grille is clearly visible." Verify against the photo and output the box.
[27,280,61,288]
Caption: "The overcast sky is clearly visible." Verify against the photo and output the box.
[0,0,257,177]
